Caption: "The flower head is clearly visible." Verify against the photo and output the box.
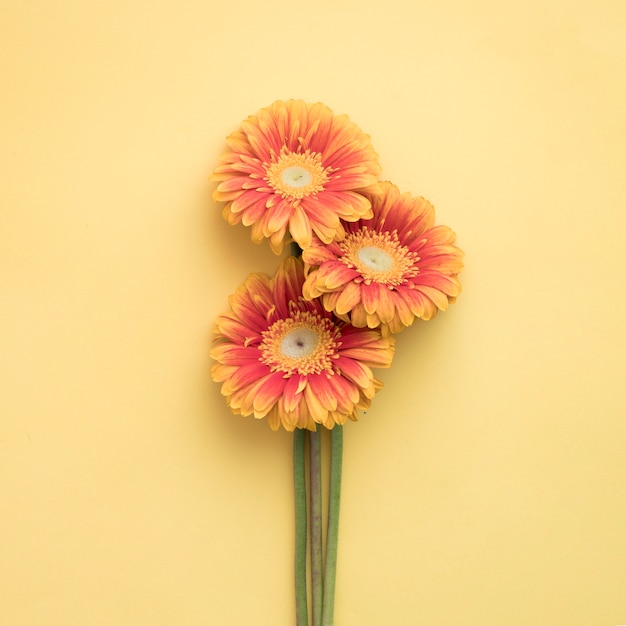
[211,100,382,255]
[211,256,395,431]
[302,182,464,333]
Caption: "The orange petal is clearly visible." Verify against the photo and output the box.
[334,281,362,315]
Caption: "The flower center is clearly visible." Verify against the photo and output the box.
[280,166,313,189]
[280,327,319,359]
[260,309,341,376]
[341,227,419,286]
[264,148,332,200]
[357,246,394,272]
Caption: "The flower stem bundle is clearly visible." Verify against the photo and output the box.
[292,424,343,626]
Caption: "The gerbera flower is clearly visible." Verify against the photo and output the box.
[210,256,395,431]
[211,99,382,255]
[302,181,464,333]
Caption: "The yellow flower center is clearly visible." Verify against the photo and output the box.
[264,148,332,200]
[341,227,419,286]
[260,309,340,376]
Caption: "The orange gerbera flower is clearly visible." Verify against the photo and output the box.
[210,256,395,431]
[211,100,382,255]
[302,182,464,333]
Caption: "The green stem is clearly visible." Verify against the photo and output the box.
[290,241,303,257]
[309,428,323,626]
[322,425,343,626]
[293,429,308,626]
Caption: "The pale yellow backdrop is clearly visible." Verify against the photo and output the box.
[1,1,625,625]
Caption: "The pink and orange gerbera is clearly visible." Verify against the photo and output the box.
[302,181,464,334]
[210,256,395,431]
[211,99,382,254]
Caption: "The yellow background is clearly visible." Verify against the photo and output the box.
[2,1,625,624]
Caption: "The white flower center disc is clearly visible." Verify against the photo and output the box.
[280,327,319,359]
[280,166,313,189]
[357,246,394,272]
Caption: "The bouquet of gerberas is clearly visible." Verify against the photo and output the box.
[210,100,463,626]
